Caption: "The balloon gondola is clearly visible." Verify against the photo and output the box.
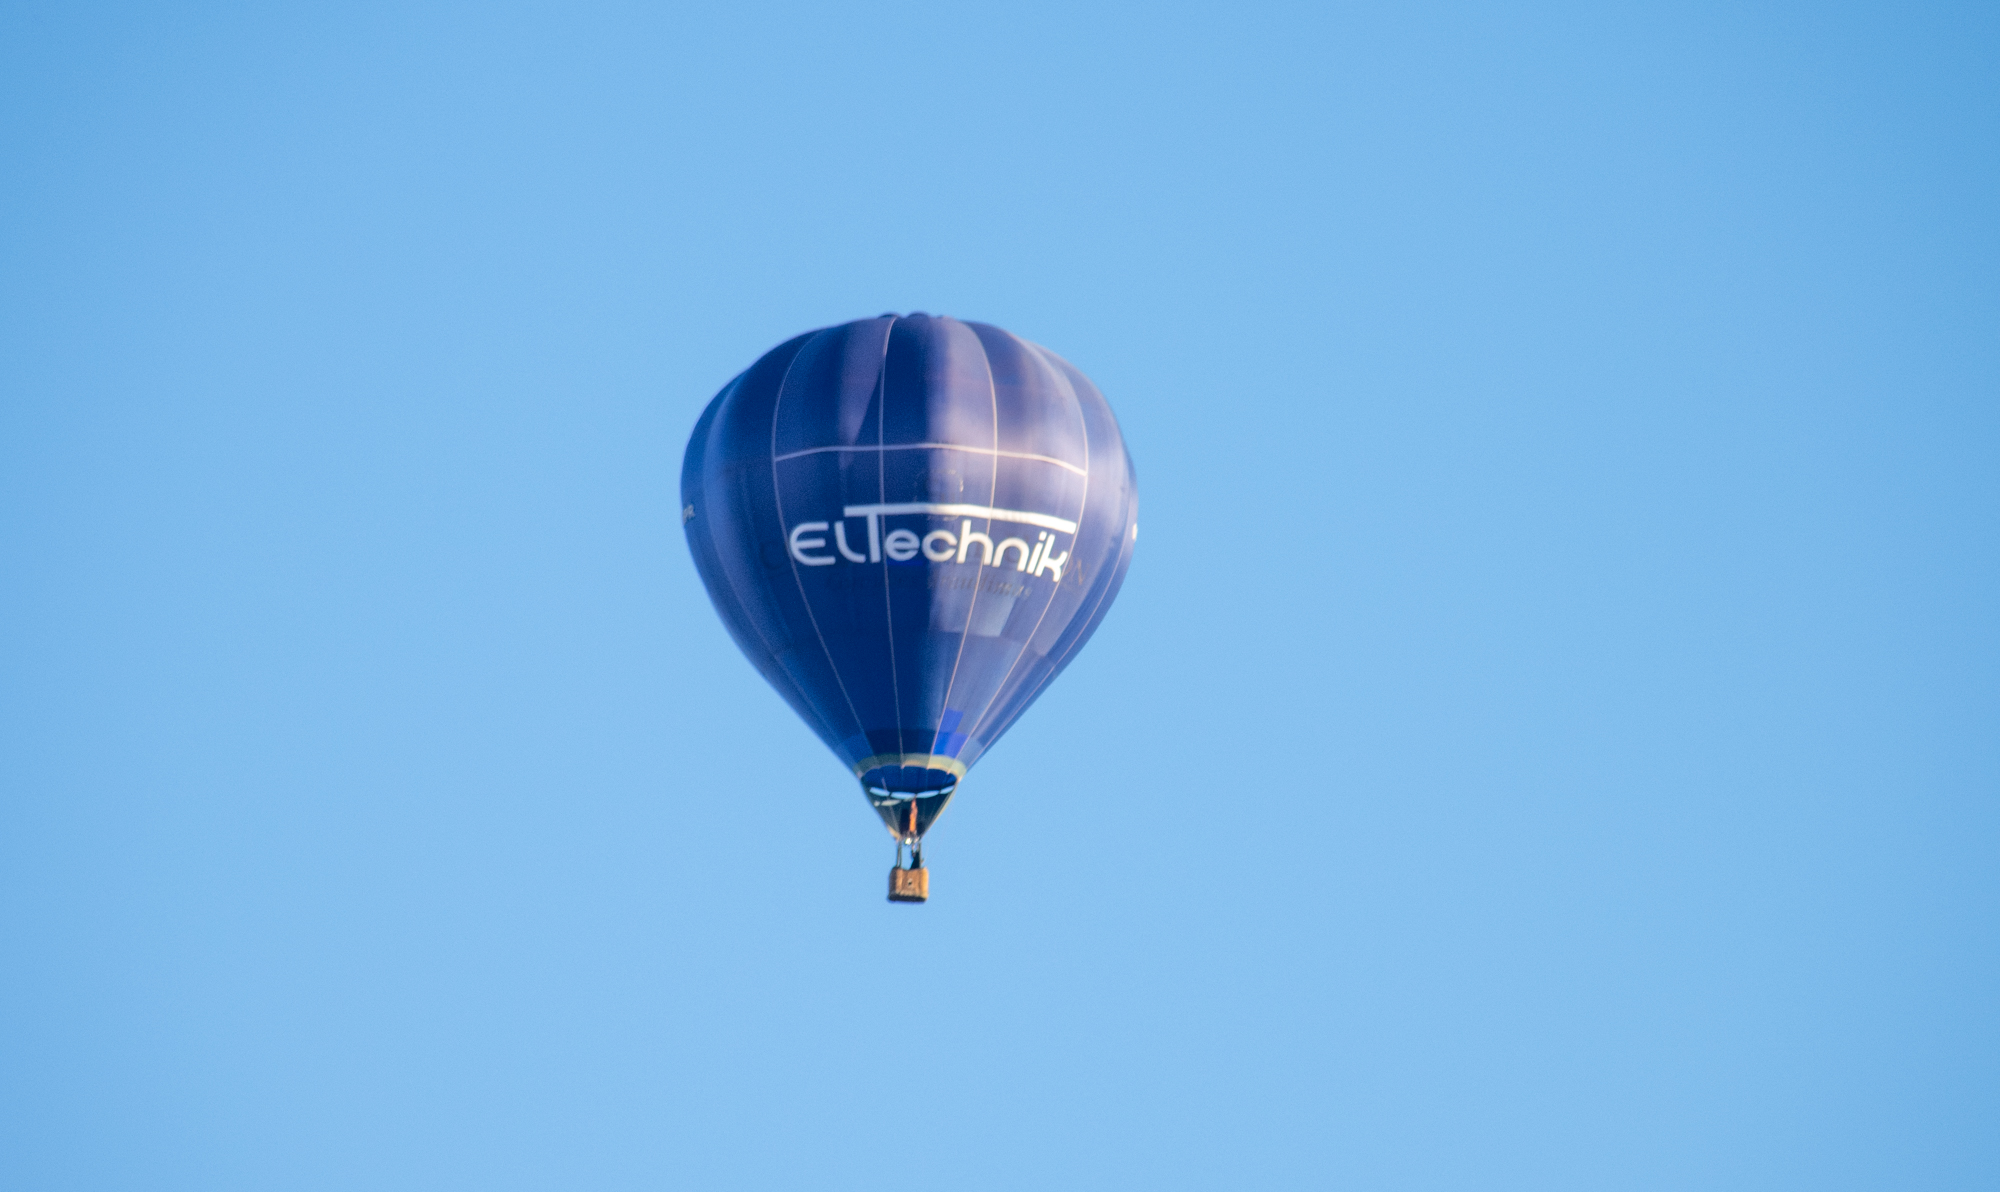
[680,314,1138,902]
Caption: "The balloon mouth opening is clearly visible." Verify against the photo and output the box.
[859,764,961,794]
[856,753,965,841]
[864,779,957,844]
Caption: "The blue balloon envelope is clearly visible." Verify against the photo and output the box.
[680,314,1138,848]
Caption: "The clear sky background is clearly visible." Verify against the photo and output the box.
[3,3,1996,1189]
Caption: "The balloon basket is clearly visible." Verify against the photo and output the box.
[888,866,929,903]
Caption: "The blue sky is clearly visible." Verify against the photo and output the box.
[3,2,1996,1188]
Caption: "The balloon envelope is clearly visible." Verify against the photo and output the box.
[680,314,1137,832]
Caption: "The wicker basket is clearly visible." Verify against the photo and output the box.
[888,866,929,903]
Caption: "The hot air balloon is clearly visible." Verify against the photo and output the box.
[680,314,1137,902]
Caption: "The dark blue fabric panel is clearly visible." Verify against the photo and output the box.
[879,315,994,450]
[770,318,889,456]
[681,315,1137,795]
[965,322,1088,468]
[970,346,1139,751]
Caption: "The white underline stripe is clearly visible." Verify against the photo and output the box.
[775,443,1087,477]
[842,502,1078,535]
